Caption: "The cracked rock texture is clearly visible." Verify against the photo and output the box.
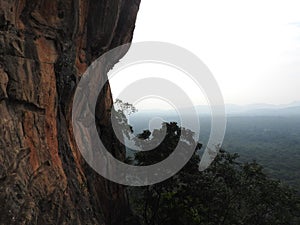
[0,0,140,224]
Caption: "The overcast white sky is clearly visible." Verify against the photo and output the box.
[110,0,300,107]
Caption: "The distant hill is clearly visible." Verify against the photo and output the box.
[132,101,300,117]
[225,101,300,116]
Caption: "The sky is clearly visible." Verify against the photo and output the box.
[110,0,300,108]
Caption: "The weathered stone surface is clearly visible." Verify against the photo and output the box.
[0,0,140,224]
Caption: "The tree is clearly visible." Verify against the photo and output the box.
[128,122,300,225]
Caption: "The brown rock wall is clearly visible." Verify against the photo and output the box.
[0,0,141,224]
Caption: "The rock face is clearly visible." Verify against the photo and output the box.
[0,0,140,224]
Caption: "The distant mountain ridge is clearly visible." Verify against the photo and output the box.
[133,101,300,117]
[224,101,300,116]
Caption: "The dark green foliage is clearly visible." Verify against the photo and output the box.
[114,101,300,224]
[129,122,300,225]
[112,99,137,139]
[130,115,300,190]
[132,122,200,166]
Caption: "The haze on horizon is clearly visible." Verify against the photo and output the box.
[110,0,300,110]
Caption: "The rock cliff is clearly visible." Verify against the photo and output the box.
[0,0,140,224]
